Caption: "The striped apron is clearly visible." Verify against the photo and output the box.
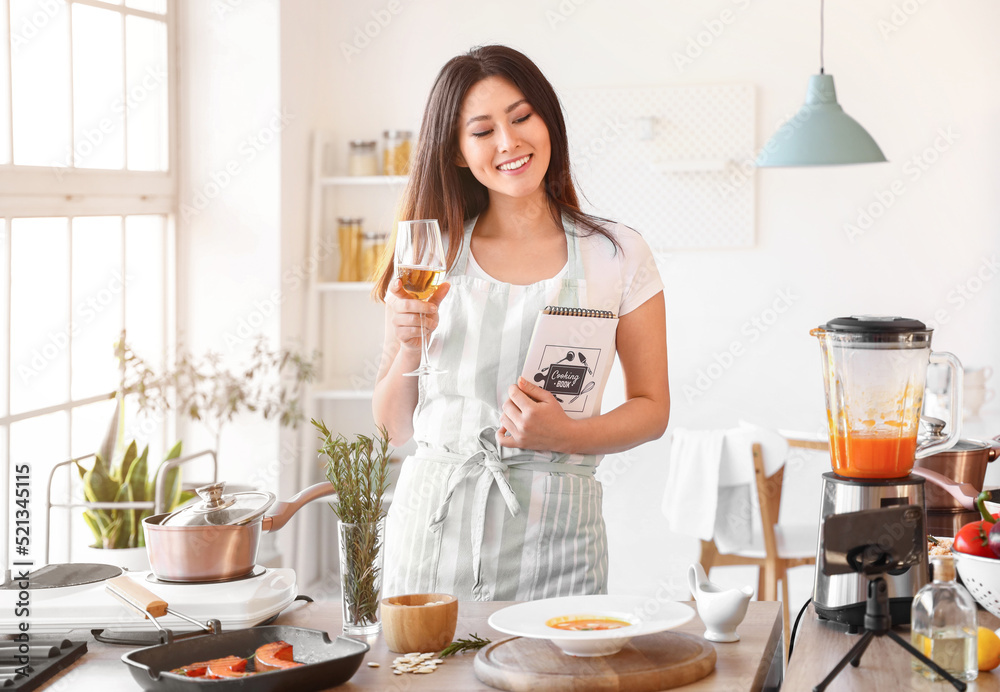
[383,216,609,602]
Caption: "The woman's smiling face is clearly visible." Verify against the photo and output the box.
[456,76,552,202]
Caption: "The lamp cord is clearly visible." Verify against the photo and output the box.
[819,0,825,74]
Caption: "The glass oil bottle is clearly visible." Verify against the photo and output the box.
[911,554,978,682]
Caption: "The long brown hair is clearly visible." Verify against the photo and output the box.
[373,44,618,301]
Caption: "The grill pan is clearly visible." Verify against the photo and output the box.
[120,625,369,691]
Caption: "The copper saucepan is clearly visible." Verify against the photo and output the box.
[142,481,336,583]
[913,424,1000,510]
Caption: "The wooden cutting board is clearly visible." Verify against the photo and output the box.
[473,632,716,692]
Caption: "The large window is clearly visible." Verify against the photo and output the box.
[1,0,175,567]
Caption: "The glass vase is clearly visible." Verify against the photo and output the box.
[338,518,385,636]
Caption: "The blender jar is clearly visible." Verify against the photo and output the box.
[811,316,963,479]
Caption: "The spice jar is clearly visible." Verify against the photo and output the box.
[382,130,412,176]
[348,140,378,176]
[337,217,363,282]
[360,231,389,282]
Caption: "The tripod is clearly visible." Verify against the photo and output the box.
[814,575,967,691]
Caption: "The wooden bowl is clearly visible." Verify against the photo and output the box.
[380,593,458,654]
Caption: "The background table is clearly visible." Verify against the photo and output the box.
[785,604,1000,691]
[37,599,782,691]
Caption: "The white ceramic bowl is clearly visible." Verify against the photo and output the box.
[488,595,695,657]
[953,550,1000,618]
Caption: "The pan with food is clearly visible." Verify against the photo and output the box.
[109,577,368,691]
[121,625,368,692]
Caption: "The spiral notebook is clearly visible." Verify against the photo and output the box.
[520,306,619,419]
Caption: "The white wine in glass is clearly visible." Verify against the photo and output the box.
[395,219,447,376]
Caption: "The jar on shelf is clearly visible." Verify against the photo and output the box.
[382,130,412,176]
[360,231,389,282]
[337,217,363,282]
[348,140,379,176]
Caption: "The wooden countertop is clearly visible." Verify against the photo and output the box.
[785,605,1000,691]
[35,599,783,691]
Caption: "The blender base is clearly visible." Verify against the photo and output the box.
[815,597,913,634]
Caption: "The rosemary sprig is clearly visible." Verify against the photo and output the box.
[439,633,492,658]
[314,420,392,629]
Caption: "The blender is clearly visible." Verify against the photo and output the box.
[810,316,963,629]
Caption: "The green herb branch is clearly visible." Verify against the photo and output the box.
[439,633,491,658]
[314,420,392,629]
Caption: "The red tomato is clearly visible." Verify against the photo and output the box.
[954,519,997,557]
[953,492,1000,558]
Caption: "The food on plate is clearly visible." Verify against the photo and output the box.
[545,615,633,631]
[928,536,954,556]
[168,641,302,678]
[254,640,303,672]
[953,492,1000,559]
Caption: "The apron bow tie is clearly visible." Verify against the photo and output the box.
[429,426,521,529]
[428,426,522,597]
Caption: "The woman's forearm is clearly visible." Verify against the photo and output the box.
[560,393,670,456]
[372,346,421,445]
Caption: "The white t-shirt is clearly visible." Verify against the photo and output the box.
[465,218,664,318]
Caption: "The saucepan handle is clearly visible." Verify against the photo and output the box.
[261,482,338,532]
[106,575,168,618]
[989,435,1000,462]
[911,467,978,511]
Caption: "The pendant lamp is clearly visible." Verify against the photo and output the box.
[755,0,886,167]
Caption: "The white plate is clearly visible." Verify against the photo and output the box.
[488,595,695,657]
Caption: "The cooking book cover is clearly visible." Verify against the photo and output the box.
[520,306,619,419]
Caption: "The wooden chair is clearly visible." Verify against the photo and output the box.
[699,439,826,653]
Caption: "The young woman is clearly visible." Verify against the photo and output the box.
[372,45,669,601]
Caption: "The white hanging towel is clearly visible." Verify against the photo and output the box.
[662,428,726,541]
[663,424,790,553]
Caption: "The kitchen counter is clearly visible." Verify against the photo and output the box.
[785,604,1000,690]
[34,599,782,691]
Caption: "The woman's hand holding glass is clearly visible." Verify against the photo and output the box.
[393,219,448,376]
[386,279,450,354]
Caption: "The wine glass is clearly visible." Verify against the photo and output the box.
[395,219,447,376]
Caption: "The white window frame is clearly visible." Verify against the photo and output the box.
[0,0,179,575]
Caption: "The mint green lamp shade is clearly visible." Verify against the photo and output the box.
[755,74,886,167]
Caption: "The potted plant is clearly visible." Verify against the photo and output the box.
[73,392,195,569]
[314,420,391,636]
[116,335,318,455]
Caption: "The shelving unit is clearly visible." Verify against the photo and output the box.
[295,131,410,589]
[303,131,408,408]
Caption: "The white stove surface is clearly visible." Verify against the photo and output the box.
[0,567,297,634]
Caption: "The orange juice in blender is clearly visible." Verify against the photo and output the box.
[812,316,963,479]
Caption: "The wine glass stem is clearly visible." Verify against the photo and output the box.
[419,312,431,369]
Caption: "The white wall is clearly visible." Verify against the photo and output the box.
[276,0,1000,602]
